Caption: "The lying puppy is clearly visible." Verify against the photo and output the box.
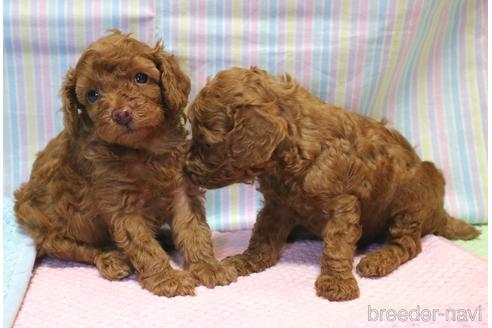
[14,31,237,297]
[185,66,479,301]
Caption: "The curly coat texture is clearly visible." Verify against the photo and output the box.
[14,32,237,297]
[185,66,480,301]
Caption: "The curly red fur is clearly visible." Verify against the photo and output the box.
[185,66,480,301]
[14,31,237,297]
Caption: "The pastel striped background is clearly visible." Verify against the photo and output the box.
[3,0,487,230]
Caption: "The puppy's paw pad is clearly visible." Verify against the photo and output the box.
[356,253,400,278]
[141,270,197,297]
[315,275,360,301]
[95,251,132,281]
[190,261,238,288]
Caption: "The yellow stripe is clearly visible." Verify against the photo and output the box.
[284,0,296,74]
[74,1,85,46]
[231,1,242,66]
[128,0,139,35]
[229,2,242,229]
[229,185,240,230]
[334,0,350,106]
[178,1,190,77]
[372,1,405,119]
[19,0,38,167]
[415,1,448,160]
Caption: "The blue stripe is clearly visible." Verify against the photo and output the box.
[449,1,475,220]
[161,0,171,51]
[4,0,21,193]
[398,1,433,142]
[205,189,215,229]
[268,0,276,73]
[112,0,121,32]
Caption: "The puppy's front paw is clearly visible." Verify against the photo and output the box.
[140,270,197,297]
[95,250,132,281]
[356,251,401,278]
[315,274,360,301]
[189,261,238,288]
[222,253,275,276]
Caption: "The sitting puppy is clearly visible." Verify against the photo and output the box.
[14,31,237,297]
[185,67,480,301]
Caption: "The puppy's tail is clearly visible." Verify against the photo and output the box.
[435,212,480,240]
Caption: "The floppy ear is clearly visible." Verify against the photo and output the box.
[153,42,191,116]
[60,68,81,136]
[227,104,287,167]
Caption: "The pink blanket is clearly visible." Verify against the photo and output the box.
[14,231,487,327]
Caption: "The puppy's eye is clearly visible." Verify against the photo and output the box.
[87,90,100,103]
[134,73,148,84]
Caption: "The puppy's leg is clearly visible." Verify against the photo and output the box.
[316,195,361,301]
[356,210,422,278]
[111,214,197,297]
[356,162,440,278]
[41,235,132,280]
[171,183,237,288]
[222,203,296,276]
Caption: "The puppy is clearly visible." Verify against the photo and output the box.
[14,31,237,297]
[185,67,480,301]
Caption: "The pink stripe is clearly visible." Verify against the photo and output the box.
[301,0,313,88]
[351,1,368,111]
[39,0,54,144]
[478,0,488,145]
[224,1,232,68]
[189,0,197,94]
[94,1,103,42]
[276,1,285,73]
[66,1,75,64]
[31,0,46,149]
[294,1,304,81]
[240,3,249,67]
[198,1,206,84]
[170,1,179,52]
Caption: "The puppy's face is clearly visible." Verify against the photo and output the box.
[61,31,190,148]
[186,67,287,189]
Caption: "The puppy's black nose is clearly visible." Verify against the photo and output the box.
[112,108,133,125]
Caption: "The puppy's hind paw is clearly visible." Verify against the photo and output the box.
[95,250,132,281]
